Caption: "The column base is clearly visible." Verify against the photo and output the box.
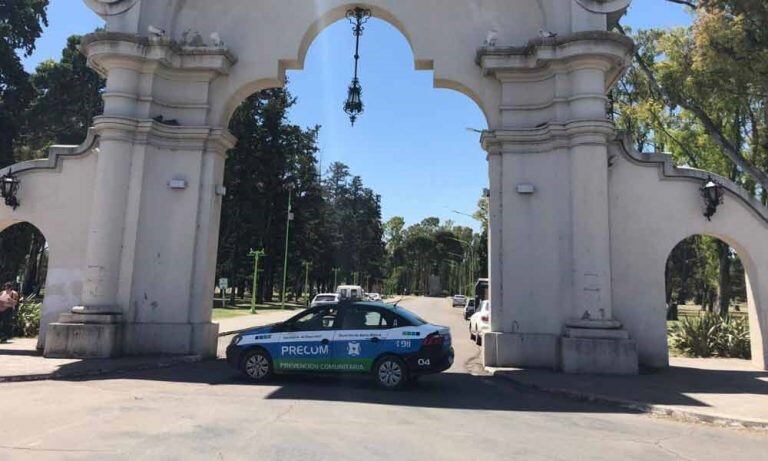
[44,309,124,359]
[561,325,638,375]
[483,332,560,370]
[483,330,639,375]
[123,322,219,358]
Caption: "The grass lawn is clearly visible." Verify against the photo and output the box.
[212,298,306,320]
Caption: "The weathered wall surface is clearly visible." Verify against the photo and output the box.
[609,137,768,369]
[0,140,97,347]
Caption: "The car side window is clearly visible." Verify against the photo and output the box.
[289,307,338,332]
[341,307,393,330]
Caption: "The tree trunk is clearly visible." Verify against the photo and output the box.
[716,241,732,318]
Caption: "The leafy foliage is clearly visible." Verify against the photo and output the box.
[384,205,487,297]
[0,0,49,167]
[12,301,41,338]
[669,313,751,359]
[217,88,386,301]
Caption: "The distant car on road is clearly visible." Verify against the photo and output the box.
[469,300,491,346]
[226,301,455,389]
[311,293,340,308]
[451,295,467,307]
[337,285,366,301]
[463,298,476,320]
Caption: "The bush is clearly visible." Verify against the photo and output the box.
[669,313,751,359]
[13,302,41,338]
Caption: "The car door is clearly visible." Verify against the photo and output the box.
[273,306,338,373]
[332,306,393,373]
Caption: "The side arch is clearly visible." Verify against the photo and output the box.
[609,136,768,369]
[0,141,99,348]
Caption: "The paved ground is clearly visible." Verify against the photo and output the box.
[0,297,767,460]
[492,356,768,426]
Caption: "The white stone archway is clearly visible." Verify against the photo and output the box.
[15,0,768,376]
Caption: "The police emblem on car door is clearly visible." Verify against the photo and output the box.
[332,306,393,372]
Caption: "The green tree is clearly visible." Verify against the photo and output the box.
[18,35,104,156]
[0,0,48,167]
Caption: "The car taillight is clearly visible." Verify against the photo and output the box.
[481,315,489,322]
[423,332,445,346]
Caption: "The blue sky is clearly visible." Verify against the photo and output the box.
[21,0,692,231]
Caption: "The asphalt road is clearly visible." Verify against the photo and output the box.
[1,297,767,460]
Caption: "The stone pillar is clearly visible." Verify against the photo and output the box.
[45,32,236,358]
[479,32,639,374]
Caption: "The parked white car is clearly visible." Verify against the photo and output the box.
[310,293,340,308]
[451,294,467,307]
[368,293,382,302]
[469,300,491,346]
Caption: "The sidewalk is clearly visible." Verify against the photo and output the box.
[215,308,301,336]
[489,357,768,429]
[0,338,200,382]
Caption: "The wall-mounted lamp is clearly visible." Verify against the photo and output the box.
[0,170,20,210]
[168,178,188,190]
[701,175,725,221]
[516,184,536,195]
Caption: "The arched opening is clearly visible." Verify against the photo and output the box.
[211,12,489,339]
[665,234,757,362]
[0,222,48,348]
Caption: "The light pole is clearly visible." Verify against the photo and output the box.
[303,261,312,305]
[281,186,294,310]
[249,249,265,313]
[333,267,341,290]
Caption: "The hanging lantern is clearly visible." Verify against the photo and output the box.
[343,7,372,126]
[344,78,364,126]
[0,170,20,210]
[701,176,725,221]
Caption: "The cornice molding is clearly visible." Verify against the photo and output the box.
[615,133,768,225]
[0,130,99,177]
[82,0,139,17]
[476,31,634,88]
[81,32,238,78]
[482,120,616,154]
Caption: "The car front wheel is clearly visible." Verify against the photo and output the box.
[242,349,273,382]
[374,356,408,390]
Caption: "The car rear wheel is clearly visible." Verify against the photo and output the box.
[374,356,408,390]
[475,332,482,346]
[242,349,273,382]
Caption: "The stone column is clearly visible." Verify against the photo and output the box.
[45,32,236,358]
[479,32,639,374]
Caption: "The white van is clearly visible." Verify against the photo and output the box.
[337,285,365,301]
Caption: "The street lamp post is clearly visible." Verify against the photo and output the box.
[333,267,341,290]
[281,186,294,310]
[249,249,265,313]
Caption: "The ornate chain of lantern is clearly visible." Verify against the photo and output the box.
[343,7,372,126]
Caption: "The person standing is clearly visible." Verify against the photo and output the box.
[0,282,20,343]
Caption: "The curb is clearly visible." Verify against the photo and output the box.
[0,355,203,384]
[488,368,768,430]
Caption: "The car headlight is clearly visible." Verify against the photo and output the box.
[231,335,243,346]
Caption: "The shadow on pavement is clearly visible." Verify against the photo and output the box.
[497,365,768,408]
[57,358,640,414]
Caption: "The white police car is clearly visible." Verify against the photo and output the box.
[226,301,454,389]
